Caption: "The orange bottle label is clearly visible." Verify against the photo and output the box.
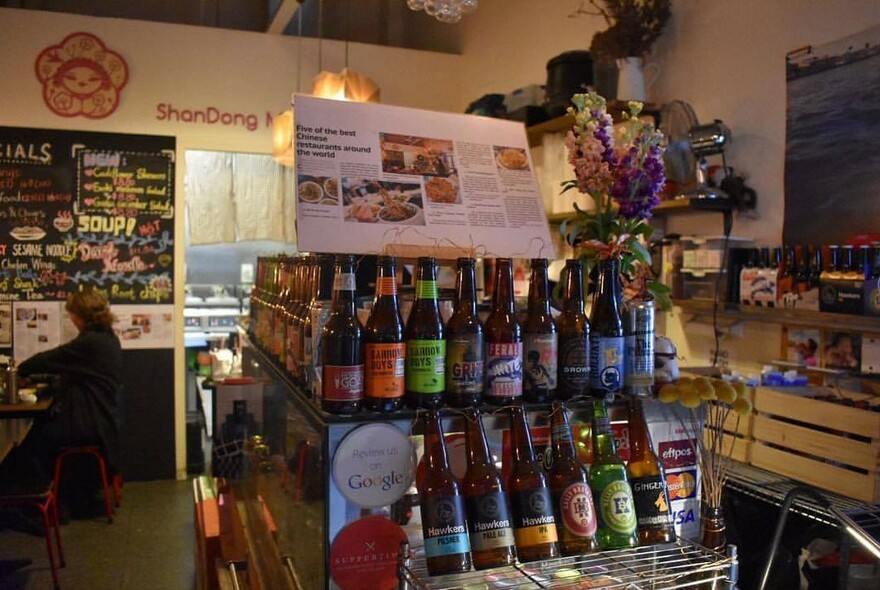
[365,342,405,398]
[375,276,398,296]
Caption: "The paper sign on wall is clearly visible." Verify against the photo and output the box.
[293,95,555,260]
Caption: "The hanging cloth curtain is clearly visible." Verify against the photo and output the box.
[185,151,235,244]
[232,153,287,242]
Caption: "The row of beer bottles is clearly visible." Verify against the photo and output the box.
[322,254,645,415]
[418,399,675,576]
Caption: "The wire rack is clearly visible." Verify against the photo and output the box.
[398,540,733,589]
[724,460,869,526]
[832,504,880,556]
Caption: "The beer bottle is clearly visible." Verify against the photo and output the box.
[589,400,638,549]
[547,401,598,555]
[507,406,559,561]
[556,259,590,400]
[286,256,310,384]
[364,256,405,412]
[809,246,822,289]
[589,258,625,399]
[296,257,320,393]
[523,258,557,403]
[305,254,335,398]
[272,257,293,362]
[404,257,445,409]
[444,258,484,408]
[627,398,676,545]
[321,255,364,414]
[418,410,472,576]
[249,256,263,338]
[826,245,841,279]
[484,259,523,406]
[462,408,516,569]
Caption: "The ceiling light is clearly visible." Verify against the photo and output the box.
[407,0,478,24]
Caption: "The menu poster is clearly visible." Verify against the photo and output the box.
[113,304,174,349]
[0,127,175,306]
[12,301,66,361]
[0,303,10,347]
[293,95,555,260]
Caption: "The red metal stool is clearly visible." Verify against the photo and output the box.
[0,479,65,590]
[53,446,115,523]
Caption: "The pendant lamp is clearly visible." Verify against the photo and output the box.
[311,0,380,103]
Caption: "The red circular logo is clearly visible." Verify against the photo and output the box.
[35,32,128,119]
[561,482,597,537]
[329,516,407,590]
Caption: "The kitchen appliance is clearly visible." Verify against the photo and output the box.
[661,100,732,200]
[545,50,594,117]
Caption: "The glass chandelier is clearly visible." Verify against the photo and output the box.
[406,0,478,24]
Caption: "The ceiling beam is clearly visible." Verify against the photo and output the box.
[266,0,302,35]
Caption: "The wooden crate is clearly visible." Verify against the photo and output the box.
[751,386,880,503]
[703,388,755,464]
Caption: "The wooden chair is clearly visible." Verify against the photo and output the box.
[53,446,116,523]
[0,479,65,590]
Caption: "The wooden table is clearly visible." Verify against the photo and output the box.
[0,418,33,464]
[0,398,52,416]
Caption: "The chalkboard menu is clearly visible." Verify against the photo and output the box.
[0,127,175,303]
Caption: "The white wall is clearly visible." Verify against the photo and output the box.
[0,7,464,477]
[460,0,880,376]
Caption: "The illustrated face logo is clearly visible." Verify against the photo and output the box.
[479,496,500,519]
[435,499,455,524]
[528,491,547,514]
[35,32,129,119]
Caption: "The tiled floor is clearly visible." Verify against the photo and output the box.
[0,479,194,590]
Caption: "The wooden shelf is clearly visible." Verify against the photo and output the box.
[673,298,880,334]
[526,102,662,147]
[546,197,732,225]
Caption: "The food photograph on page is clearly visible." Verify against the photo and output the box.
[378,133,456,177]
[342,178,425,225]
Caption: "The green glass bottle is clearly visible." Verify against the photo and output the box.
[589,399,638,549]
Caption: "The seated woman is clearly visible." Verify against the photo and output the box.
[17,289,123,494]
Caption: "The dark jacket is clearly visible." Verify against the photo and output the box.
[18,324,123,469]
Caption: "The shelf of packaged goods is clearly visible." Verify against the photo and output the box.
[398,539,733,589]
[672,299,880,335]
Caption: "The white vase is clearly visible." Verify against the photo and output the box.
[615,57,661,102]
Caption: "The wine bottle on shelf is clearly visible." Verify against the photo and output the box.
[547,401,598,555]
[522,258,557,403]
[306,254,335,398]
[556,259,590,400]
[418,410,472,576]
[444,258,484,408]
[626,398,676,545]
[589,258,624,400]
[320,255,364,415]
[462,408,517,569]
[405,257,446,409]
[507,405,559,562]
[364,255,405,412]
[589,399,638,549]
[484,258,523,405]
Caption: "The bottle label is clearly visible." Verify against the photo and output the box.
[597,479,637,535]
[624,331,654,389]
[560,482,597,538]
[557,333,589,394]
[365,342,405,398]
[510,488,558,546]
[406,339,445,393]
[465,491,516,551]
[375,276,398,296]
[523,333,557,392]
[333,272,356,292]
[322,364,364,401]
[415,279,438,300]
[310,303,332,368]
[446,334,484,394]
[590,336,624,392]
[485,342,523,398]
[630,475,673,528]
[421,494,471,557]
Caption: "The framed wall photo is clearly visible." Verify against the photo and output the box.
[823,331,861,371]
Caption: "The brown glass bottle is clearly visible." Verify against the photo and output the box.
[320,255,364,414]
[285,256,310,384]
[507,405,559,562]
[484,259,523,405]
[445,258,484,408]
[304,254,335,398]
[292,257,317,390]
[272,257,292,362]
[556,259,591,400]
[462,408,516,569]
[418,410,472,576]
[523,258,557,403]
[589,258,624,399]
[405,257,446,409]
[627,398,676,545]
[548,401,598,555]
[364,256,405,412]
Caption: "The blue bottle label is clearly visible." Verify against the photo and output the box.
[590,336,624,392]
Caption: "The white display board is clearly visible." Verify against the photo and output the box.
[293,95,555,260]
